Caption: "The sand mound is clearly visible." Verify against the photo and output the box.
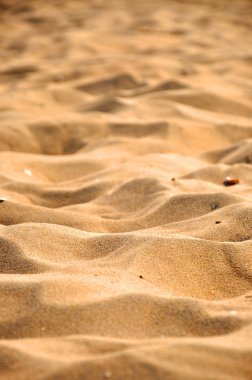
[0,0,251,379]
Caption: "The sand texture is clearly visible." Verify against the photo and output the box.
[0,0,252,379]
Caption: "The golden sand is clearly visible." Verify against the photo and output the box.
[0,0,251,379]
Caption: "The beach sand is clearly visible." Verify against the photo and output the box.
[0,0,252,379]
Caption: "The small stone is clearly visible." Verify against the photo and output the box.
[230,310,237,315]
[211,204,218,210]
[139,275,143,279]
[223,176,239,186]
[215,221,221,224]
[24,169,32,176]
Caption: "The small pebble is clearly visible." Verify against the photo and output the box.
[139,275,143,279]
[230,310,237,315]
[24,169,32,177]
[211,204,219,210]
[171,178,176,181]
[223,176,239,186]
[215,221,221,224]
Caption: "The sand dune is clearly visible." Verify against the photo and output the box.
[0,0,252,379]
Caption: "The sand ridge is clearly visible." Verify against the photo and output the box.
[0,0,252,379]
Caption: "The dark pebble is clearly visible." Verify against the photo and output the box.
[223,176,239,186]
[211,204,219,210]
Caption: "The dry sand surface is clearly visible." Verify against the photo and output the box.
[0,0,252,379]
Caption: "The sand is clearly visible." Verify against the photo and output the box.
[0,0,252,379]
